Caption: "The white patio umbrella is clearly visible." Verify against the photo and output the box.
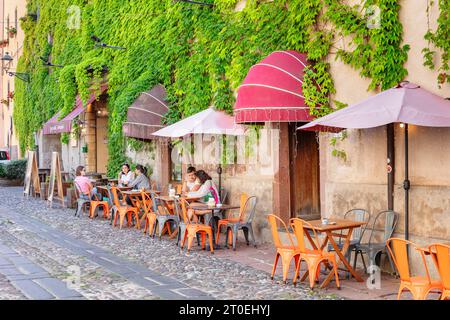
[152,107,246,192]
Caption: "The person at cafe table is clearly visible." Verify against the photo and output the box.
[185,170,221,221]
[118,163,135,187]
[125,164,151,205]
[181,166,201,193]
[74,165,102,200]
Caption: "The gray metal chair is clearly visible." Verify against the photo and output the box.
[151,193,180,240]
[106,186,118,225]
[353,210,399,276]
[224,196,258,250]
[327,209,371,278]
[74,182,90,218]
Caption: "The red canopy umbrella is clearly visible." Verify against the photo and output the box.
[298,81,450,240]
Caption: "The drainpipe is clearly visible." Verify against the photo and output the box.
[387,123,395,211]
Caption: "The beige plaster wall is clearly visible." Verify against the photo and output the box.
[322,0,450,273]
[0,0,27,158]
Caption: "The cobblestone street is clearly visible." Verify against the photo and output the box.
[0,187,341,300]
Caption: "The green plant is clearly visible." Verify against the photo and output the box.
[61,132,70,145]
[14,0,411,174]
[0,159,27,180]
[423,0,449,87]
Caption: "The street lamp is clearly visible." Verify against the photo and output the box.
[1,52,13,62]
[91,35,126,50]
[7,71,30,82]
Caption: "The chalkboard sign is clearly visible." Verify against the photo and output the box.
[23,151,40,197]
[47,152,65,207]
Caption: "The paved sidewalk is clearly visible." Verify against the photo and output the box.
[0,242,83,299]
[0,187,339,300]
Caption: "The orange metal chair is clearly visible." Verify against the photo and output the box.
[267,214,301,284]
[386,238,442,300]
[179,198,214,254]
[176,184,183,194]
[111,187,140,229]
[89,193,110,219]
[216,192,249,244]
[428,243,450,300]
[290,218,341,289]
[141,191,157,237]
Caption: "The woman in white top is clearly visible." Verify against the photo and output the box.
[118,163,135,187]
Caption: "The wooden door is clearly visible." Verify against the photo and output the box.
[289,124,320,218]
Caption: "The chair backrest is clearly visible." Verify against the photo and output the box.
[178,198,192,224]
[140,191,153,214]
[290,218,320,252]
[237,192,249,220]
[386,238,431,283]
[176,184,182,194]
[242,196,257,223]
[344,209,370,241]
[267,214,295,249]
[110,186,123,208]
[428,243,450,289]
[368,210,399,244]
[220,188,228,204]
[73,181,83,200]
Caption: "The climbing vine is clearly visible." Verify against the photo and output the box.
[423,0,449,87]
[14,0,411,174]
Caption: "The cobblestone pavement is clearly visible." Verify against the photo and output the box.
[0,187,342,300]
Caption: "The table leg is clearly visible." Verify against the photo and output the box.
[320,228,363,288]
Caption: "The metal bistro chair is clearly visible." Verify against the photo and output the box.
[223,196,258,251]
[74,181,90,218]
[354,210,399,275]
[150,192,179,240]
[327,209,371,278]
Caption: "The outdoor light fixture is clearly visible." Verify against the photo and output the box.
[39,56,64,68]
[7,71,30,82]
[1,52,13,62]
[175,0,214,7]
[399,123,405,128]
[91,35,126,50]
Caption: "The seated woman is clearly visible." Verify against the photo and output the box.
[74,166,102,200]
[182,166,201,193]
[186,170,221,222]
[125,164,151,206]
[118,163,135,187]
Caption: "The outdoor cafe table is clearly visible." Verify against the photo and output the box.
[189,203,241,248]
[302,218,367,288]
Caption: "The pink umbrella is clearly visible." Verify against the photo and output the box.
[152,107,246,192]
[298,81,450,240]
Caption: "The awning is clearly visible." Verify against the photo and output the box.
[43,84,108,135]
[122,84,168,140]
[234,50,313,123]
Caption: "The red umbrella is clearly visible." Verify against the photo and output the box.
[298,81,450,240]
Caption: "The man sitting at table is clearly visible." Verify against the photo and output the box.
[182,166,201,193]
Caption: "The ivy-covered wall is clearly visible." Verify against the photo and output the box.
[15,0,420,175]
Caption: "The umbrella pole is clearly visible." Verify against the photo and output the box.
[404,124,410,241]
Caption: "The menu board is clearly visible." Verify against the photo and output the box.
[47,152,65,207]
[23,150,40,197]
